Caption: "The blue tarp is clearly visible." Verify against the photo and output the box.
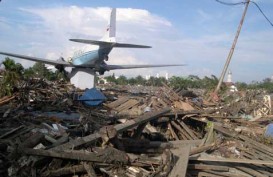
[78,88,106,106]
[265,123,273,138]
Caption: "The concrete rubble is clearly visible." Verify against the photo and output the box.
[1,79,273,177]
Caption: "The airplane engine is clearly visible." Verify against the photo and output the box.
[99,70,105,75]
[55,57,66,73]
[97,66,106,75]
[58,57,65,62]
[96,62,109,75]
[55,64,65,73]
[104,55,109,61]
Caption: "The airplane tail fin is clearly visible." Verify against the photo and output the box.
[70,8,151,48]
[101,8,116,42]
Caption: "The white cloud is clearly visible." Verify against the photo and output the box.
[1,5,272,82]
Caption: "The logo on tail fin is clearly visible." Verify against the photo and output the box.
[101,8,116,42]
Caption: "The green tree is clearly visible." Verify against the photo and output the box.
[135,75,145,85]
[24,62,63,81]
[236,82,248,91]
[2,58,24,73]
[201,75,218,91]
[0,58,23,96]
[105,73,117,84]
[260,78,273,93]
[23,67,35,78]
[128,77,136,85]
[116,75,127,85]
[32,62,51,78]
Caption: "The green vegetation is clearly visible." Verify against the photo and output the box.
[0,58,23,96]
[0,57,67,97]
[2,58,273,98]
[236,78,273,93]
[104,74,273,94]
[24,62,68,81]
[104,74,168,87]
[104,74,220,91]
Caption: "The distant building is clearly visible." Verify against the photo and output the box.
[145,75,150,80]
[165,73,169,80]
[224,70,238,92]
[227,70,232,83]
[98,76,108,84]
[0,64,4,80]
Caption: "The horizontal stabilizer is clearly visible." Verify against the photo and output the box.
[0,51,73,66]
[106,64,185,70]
[70,39,111,46]
[70,39,151,48]
[114,43,151,48]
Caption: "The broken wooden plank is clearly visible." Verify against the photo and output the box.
[213,124,273,159]
[187,164,229,172]
[235,165,268,177]
[54,108,171,150]
[177,120,198,140]
[174,101,195,111]
[114,107,171,132]
[170,140,202,148]
[162,82,183,101]
[0,125,24,139]
[195,171,244,177]
[115,99,139,112]
[24,147,129,164]
[168,145,190,177]
[19,132,44,150]
[240,141,273,161]
[46,133,69,149]
[83,162,97,177]
[44,135,57,144]
[189,156,273,166]
[168,123,179,140]
[132,122,148,139]
[196,171,224,177]
[189,143,215,156]
[119,139,188,153]
[171,121,192,140]
[0,95,15,106]
[239,134,273,155]
[44,164,85,176]
[157,98,168,107]
[105,96,129,109]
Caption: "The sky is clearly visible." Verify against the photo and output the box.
[0,0,272,82]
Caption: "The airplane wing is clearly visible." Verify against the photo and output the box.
[0,51,73,66]
[70,39,151,48]
[106,64,185,70]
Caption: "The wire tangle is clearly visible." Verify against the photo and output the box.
[215,0,273,27]
[250,1,273,27]
[215,0,247,6]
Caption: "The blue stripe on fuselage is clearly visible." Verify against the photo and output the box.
[72,47,112,66]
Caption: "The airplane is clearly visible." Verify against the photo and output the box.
[0,8,184,76]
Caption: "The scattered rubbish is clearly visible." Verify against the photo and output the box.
[1,80,273,177]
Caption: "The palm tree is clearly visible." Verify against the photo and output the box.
[0,57,23,96]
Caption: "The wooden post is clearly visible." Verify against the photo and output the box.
[213,0,250,95]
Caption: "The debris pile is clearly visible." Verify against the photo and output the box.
[1,80,273,177]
